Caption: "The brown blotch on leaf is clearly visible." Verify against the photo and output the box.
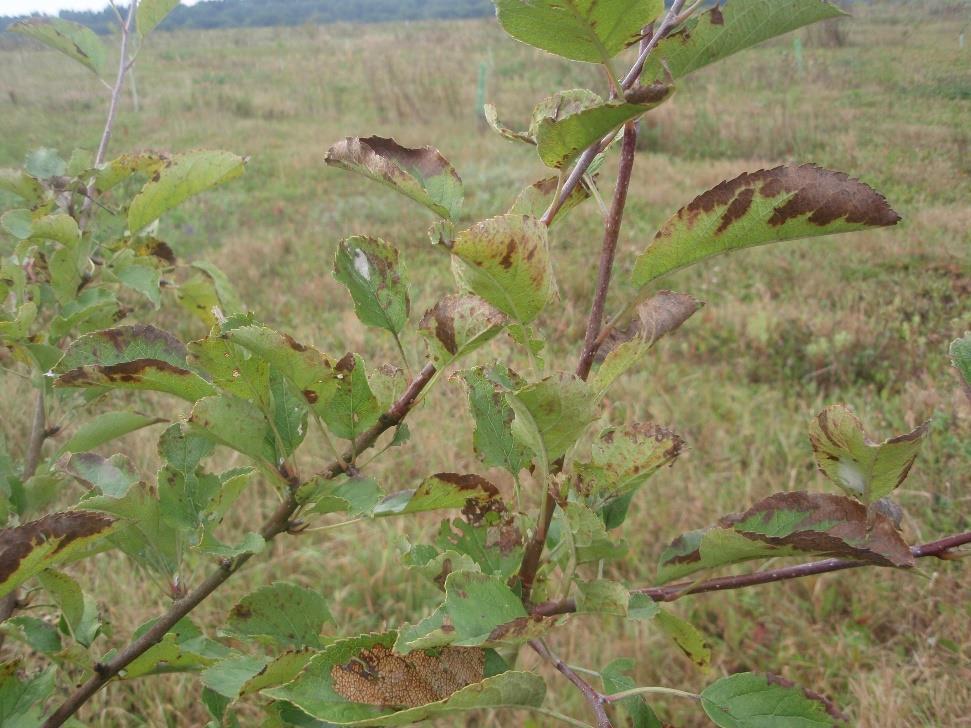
[302,389,319,405]
[624,82,673,105]
[709,5,725,25]
[0,512,115,584]
[331,644,484,708]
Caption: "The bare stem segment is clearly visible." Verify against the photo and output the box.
[42,364,436,728]
[531,530,971,617]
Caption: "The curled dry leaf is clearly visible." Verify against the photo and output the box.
[809,404,929,503]
[657,491,914,583]
[326,136,463,220]
[597,290,704,362]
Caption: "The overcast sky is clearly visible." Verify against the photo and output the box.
[3,1,200,15]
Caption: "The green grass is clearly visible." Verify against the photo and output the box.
[0,5,969,727]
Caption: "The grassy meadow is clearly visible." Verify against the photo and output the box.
[1,2,969,726]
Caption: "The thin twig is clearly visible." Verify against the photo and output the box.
[23,390,46,481]
[530,530,971,617]
[541,1,686,226]
[41,364,436,728]
[517,122,641,603]
[530,639,613,728]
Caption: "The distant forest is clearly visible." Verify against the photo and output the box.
[1,0,496,34]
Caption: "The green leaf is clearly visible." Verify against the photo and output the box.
[951,332,971,393]
[177,261,245,327]
[641,0,847,82]
[224,582,332,649]
[483,104,534,145]
[448,214,554,324]
[188,333,271,403]
[128,150,246,233]
[627,592,659,622]
[418,295,507,367]
[575,579,629,617]
[25,147,66,179]
[574,423,684,509]
[334,237,410,335]
[507,373,597,465]
[50,288,119,340]
[509,175,593,225]
[809,405,929,503]
[90,151,169,193]
[202,655,270,698]
[326,136,463,220]
[138,0,180,35]
[123,618,226,678]
[80,482,183,578]
[2,615,61,655]
[436,517,524,580]
[11,18,106,76]
[632,164,900,288]
[265,631,544,725]
[239,648,316,697]
[321,354,382,441]
[560,502,627,564]
[0,511,117,598]
[110,255,162,307]
[66,453,140,497]
[537,89,673,169]
[59,411,165,455]
[657,492,915,584]
[373,473,504,519]
[36,569,89,642]
[655,609,710,668]
[189,394,288,467]
[494,0,663,64]
[701,672,848,727]
[0,170,46,204]
[601,659,662,728]
[0,660,56,727]
[301,476,383,517]
[54,325,216,402]
[458,365,531,476]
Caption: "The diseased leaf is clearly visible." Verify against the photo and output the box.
[655,609,710,668]
[657,492,915,584]
[701,672,848,728]
[483,104,533,145]
[334,237,410,335]
[448,214,554,324]
[11,17,106,75]
[574,423,684,510]
[128,150,246,233]
[809,405,929,503]
[66,453,140,497]
[0,660,56,727]
[458,365,531,476]
[0,512,116,598]
[54,325,216,402]
[536,87,673,169]
[529,88,603,139]
[91,151,169,193]
[326,136,463,220]
[202,655,269,699]
[373,474,504,521]
[240,648,316,697]
[509,175,592,224]
[138,0,180,35]
[265,631,543,725]
[418,295,507,366]
[59,411,165,455]
[224,582,332,649]
[642,0,846,82]
[507,373,597,466]
[123,618,227,679]
[632,165,900,288]
[321,354,382,441]
[575,579,629,616]
[494,0,663,64]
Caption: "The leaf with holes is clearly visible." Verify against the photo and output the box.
[54,325,216,402]
[265,631,543,725]
[809,405,928,503]
[642,0,846,82]
[326,137,463,220]
[224,582,332,649]
[657,492,915,584]
[11,17,106,75]
[128,150,246,233]
[536,87,673,168]
[335,236,410,336]
[418,295,507,366]
[632,165,900,288]
[701,672,848,727]
[0,512,117,598]
[494,0,663,64]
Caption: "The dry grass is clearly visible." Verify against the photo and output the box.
[0,4,969,726]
